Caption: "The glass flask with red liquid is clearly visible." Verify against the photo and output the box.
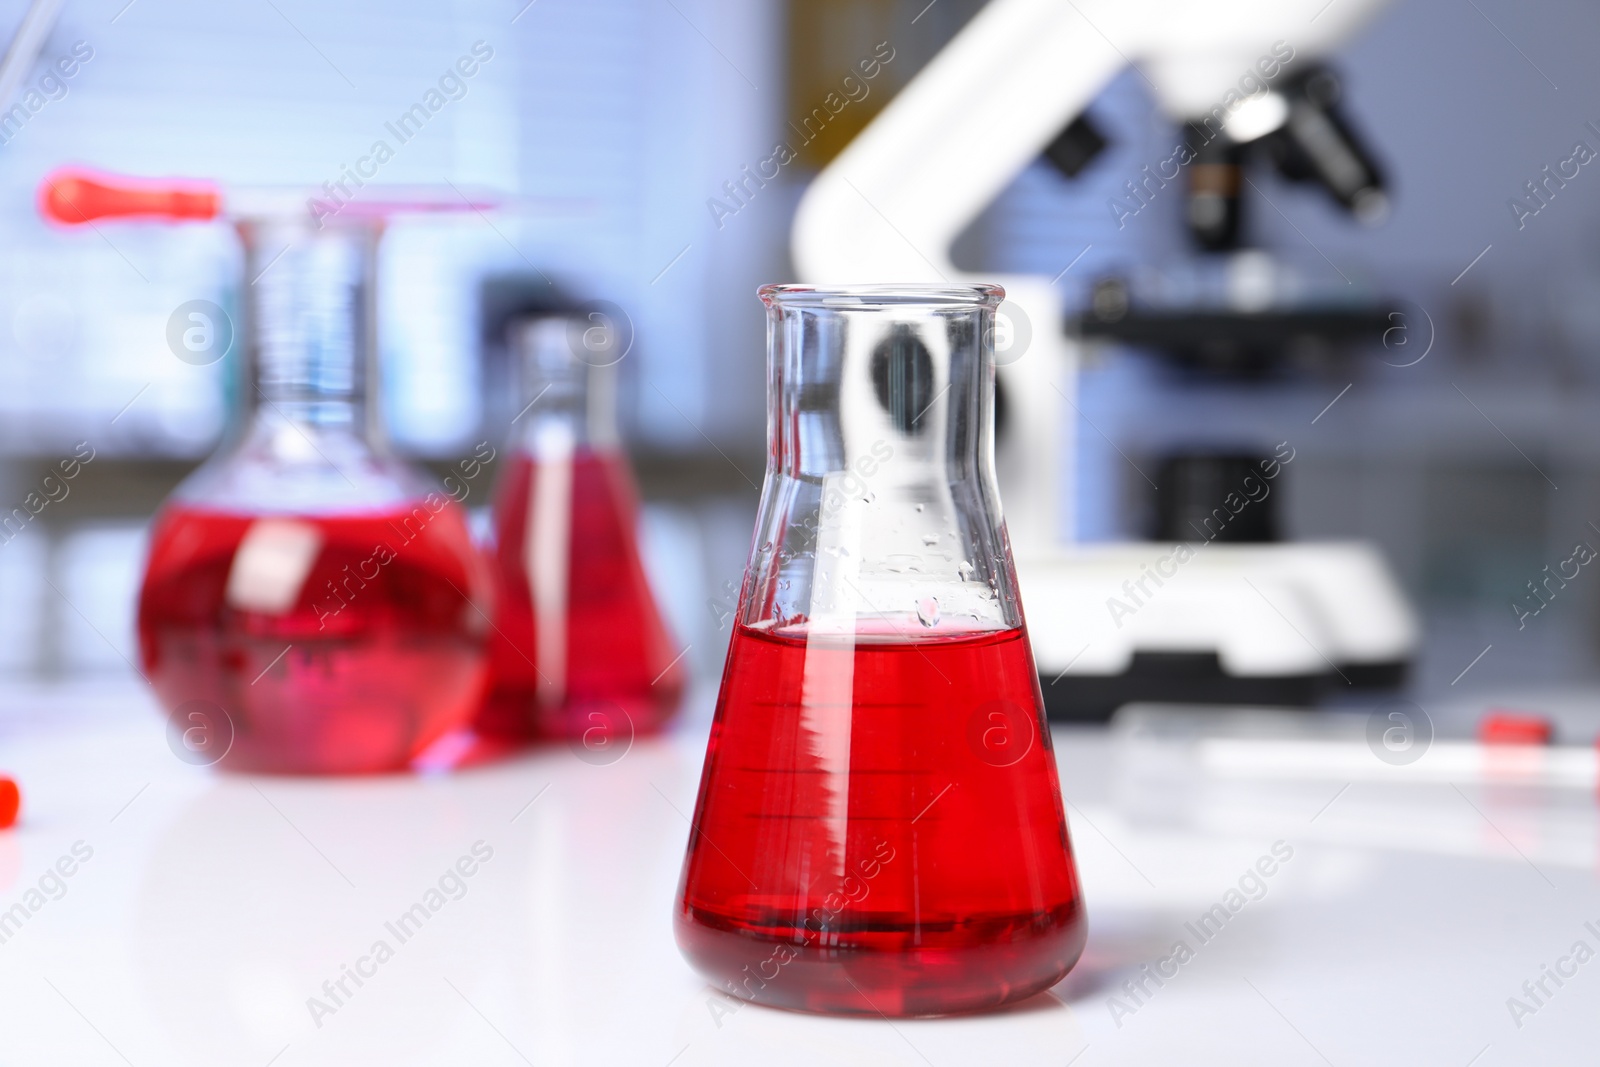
[476,314,685,741]
[132,211,492,774]
[675,284,1085,1016]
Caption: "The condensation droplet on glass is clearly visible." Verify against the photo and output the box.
[916,597,940,628]
[922,533,939,546]
[958,560,975,579]
[760,540,773,553]
[915,503,925,513]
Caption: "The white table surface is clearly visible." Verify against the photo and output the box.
[0,681,1595,1066]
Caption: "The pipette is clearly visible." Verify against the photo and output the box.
[37,166,578,227]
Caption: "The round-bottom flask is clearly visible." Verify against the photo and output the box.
[137,218,491,774]
[675,284,1085,1015]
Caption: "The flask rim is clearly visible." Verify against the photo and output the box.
[759,282,1004,310]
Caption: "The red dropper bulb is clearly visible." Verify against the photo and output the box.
[0,776,18,829]
[38,167,221,226]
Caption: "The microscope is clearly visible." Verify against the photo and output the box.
[792,0,1417,718]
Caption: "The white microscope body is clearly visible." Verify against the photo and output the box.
[792,0,1417,716]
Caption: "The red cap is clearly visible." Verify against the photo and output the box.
[1478,710,1552,746]
[0,777,18,829]
[39,167,221,226]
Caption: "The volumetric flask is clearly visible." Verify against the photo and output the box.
[475,314,685,742]
[675,284,1085,1016]
[135,215,492,773]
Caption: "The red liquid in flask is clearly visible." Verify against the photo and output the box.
[477,448,684,739]
[676,622,1085,1016]
[138,502,490,774]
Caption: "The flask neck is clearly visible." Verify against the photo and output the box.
[238,219,382,447]
[747,285,1017,636]
[510,316,619,457]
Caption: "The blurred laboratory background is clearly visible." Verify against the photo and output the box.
[6,2,1600,1064]
[0,0,1598,705]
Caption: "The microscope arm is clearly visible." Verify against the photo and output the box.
[792,0,1126,283]
[790,0,1390,554]
[793,0,1140,550]
[791,0,1391,281]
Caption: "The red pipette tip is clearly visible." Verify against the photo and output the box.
[38,167,221,226]
[1478,709,1553,746]
[0,777,19,829]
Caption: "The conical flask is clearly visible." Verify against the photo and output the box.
[475,313,685,741]
[135,215,492,774]
[675,284,1086,1015]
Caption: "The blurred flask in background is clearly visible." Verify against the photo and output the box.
[475,313,685,743]
[136,213,491,774]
